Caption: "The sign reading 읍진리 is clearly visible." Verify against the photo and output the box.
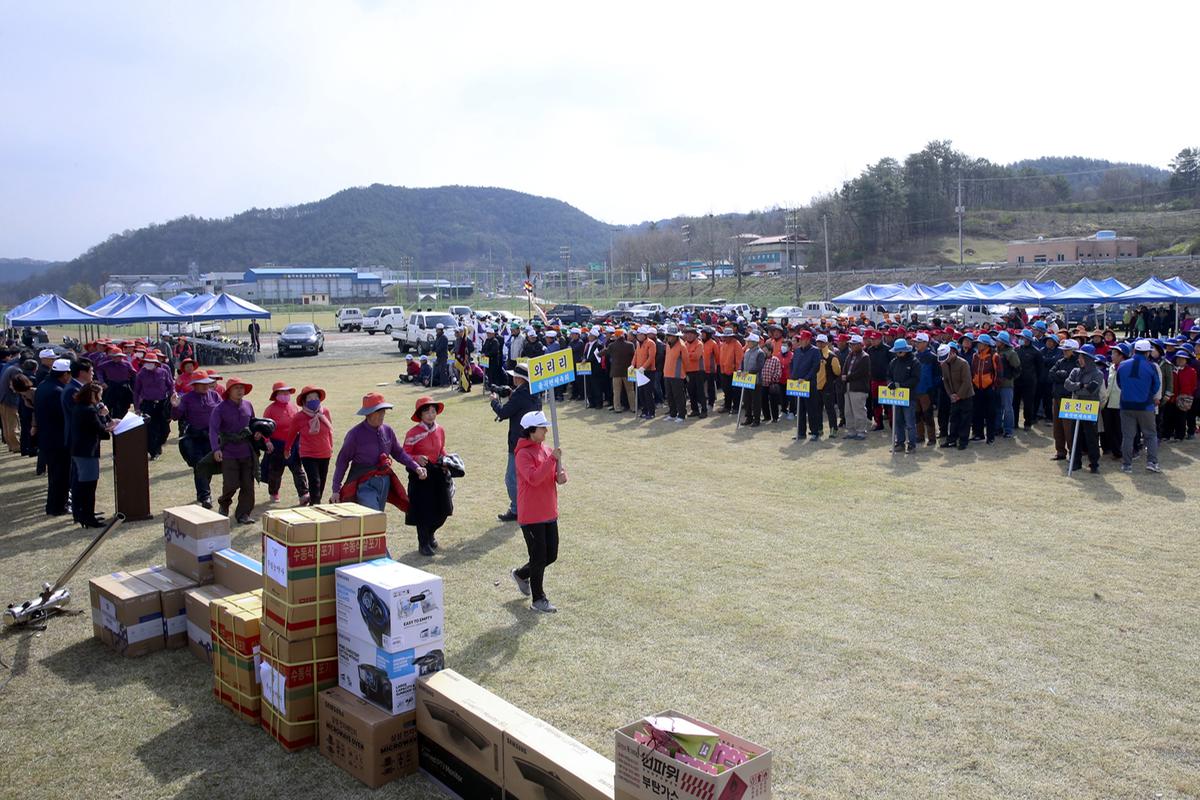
[877,386,911,406]
[786,379,810,398]
[1058,398,1100,421]
[526,349,576,395]
[732,371,757,389]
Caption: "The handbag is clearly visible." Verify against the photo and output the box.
[1178,394,1194,412]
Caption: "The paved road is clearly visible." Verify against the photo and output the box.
[261,330,409,364]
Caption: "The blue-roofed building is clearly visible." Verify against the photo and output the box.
[241,267,386,302]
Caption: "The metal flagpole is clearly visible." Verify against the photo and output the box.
[547,391,560,449]
[1066,418,1080,477]
[735,385,746,430]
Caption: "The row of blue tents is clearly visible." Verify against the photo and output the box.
[4,291,270,326]
[832,276,1200,306]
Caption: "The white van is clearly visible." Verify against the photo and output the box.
[361,305,406,335]
[335,307,363,332]
[847,304,888,323]
[956,304,1010,327]
[720,303,753,320]
[799,301,841,322]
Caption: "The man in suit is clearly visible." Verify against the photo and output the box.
[582,327,605,408]
[248,320,261,352]
[605,329,635,413]
[568,328,586,401]
[62,358,93,524]
[35,359,73,515]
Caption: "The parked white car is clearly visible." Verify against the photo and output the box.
[720,303,753,320]
[335,307,363,332]
[392,311,460,354]
[956,304,1011,326]
[798,301,841,322]
[846,304,889,323]
[361,305,406,335]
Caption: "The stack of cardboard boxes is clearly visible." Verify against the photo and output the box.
[257,504,389,752]
[210,590,263,724]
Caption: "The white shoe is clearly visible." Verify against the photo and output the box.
[510,568,531,597]
[531,598,557,613]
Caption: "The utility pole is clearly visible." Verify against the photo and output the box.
[823,214,831,301]
[559,245,571,302]
[957,175,965,266]
[785,209,801,302]
[682,224,693,298]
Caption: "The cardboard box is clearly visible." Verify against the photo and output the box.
[614,711,772,800]
[416,669,539,800]
[335,558,444,651]
[319,686,418,788]
[311,502,389,538]
[337,632,445,716]
[261,506,388,642]
[503,717,616,800]
[183,584,236,664]
[214,547,263,594]
[88,572,164,658]
[128,565,198,649]
[259,628,339,752]
[211,590,263,724]
[163,504,232,583]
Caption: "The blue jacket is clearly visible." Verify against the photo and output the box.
[915,348,940,394]
[789,345,820,382]
[1116,355,1161,411]
[34,377,67,454]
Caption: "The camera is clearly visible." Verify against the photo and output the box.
[492,385,512,399]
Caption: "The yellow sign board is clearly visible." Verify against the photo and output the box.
[877,386,911,406]
[1058,398,1100,421]
[785,379,810,397]
[732,371,757,389]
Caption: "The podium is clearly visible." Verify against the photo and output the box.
[112,422,151,521]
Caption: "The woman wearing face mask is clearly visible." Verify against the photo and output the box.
[262,381,309,504]
[402,396,453,556]
[296,385,333,505]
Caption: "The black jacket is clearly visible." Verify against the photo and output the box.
[1038,345,1061,384]
[70,402,111,459]
[491,383,542,453]
[34,377,67,453]
[867,344,891,381]
[886,354,920,390]
[842,349,871,393]
[434,333,449,360]
[1016,343,1041,385]
[1049,353,1076,398]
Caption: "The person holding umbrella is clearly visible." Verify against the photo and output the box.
[509,410,567,614]
[403,396,454,556]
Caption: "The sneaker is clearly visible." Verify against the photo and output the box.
[531,598,558,613]
[198,497,213,509]
[419,544,435,557]
[497,511,518,522]
[1089,464,1099,474]
[1002,433,1014,439]
[298,493,310,505]
[905,443,915,454]
[810,433,820,441]
[1146,462,1162,473]
[236,515,255,525]
[218,504,230,517]
[892,443,904,453]
[510,569,531,597]
[269,493,280,503]
[939,441,954,448]
[1120,464,1133,474]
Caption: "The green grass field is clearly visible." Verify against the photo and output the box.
[1,357,1199,799]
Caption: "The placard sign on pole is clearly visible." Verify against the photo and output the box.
[732,371,757,430]
[1059,398,1100,477]
[626,367,636,383]
[577,362,592,375]
[478,355,490,369]
[785,379,810,398]
[877,386,911,406]
[527,349,576,449]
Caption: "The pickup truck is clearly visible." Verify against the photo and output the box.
[628,303,666,322]
[392,311,460,354]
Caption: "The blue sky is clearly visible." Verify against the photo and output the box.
[2,0,1195,260]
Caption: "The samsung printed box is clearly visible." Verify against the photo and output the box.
[503,716,616,800]
[213,547,263,594]
[319,686,418,788]
[416,669,539,800]
[129,565,198,649]
[183,584,236,664]
[335,558,444,651]
[163,504,231,583]
[614,711,772,800]
[88,572,164,658]
[337,631,445,716]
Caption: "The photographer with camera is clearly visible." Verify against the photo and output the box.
[490,362,541,522]
[1063,344,1104,474]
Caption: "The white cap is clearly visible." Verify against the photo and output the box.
[746,333,760,342]
[435,323,445,329]
[520,410,550,428]
[51,358,71,372]
[936,344,952,359]
[646,327,658,335]
[1134,339,1152,352]
[915,332,930,342]
[850,334,864,344]
[569,327,581,335]
[405,354,413,360]
[815,334,829,343]
[545,329,558,337]
[637,325,650,335]
[604,325,615,333]
[525,326,535,334]
[38,348,56,359]
[589,326,600,336]
[1061,339,1079,351]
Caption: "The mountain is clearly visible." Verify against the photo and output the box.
[0,258,64,284]
[1006,157,1170,199]
[9,184,615,299]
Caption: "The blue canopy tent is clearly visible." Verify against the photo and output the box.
[1163,277,1198,296]
[166,291,194,308]
[5,293,53,324]
[979,282,1008,295]
[929,282,954,293]
[1094,277,1130,296]
[187,293,270,320]
[99,293,186,324]
[929,281,1003,304]
[89,292,138,316]
[878,283,944,306]
[990,280,1061,303]
[1031,281,1065,296]
[9,294,102,328]
[1110,277,1190,303]
[1045,278,1111,304]
[176,293,216,314]
[831,283,905,304]
[86,292,123,312]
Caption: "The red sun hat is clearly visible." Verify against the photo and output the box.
[270,381,295,395]
[224,377,253,395]
[411,395,445,422]
[296,385,326,405]
[357,393,393,416]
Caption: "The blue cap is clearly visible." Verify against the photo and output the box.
[1115,342,1132,357]
[1034,320,1048,330]
[890,339,912,353]
[1020,329,1035,340]
[949,341,961,351]
[960,332,976,342]
[1079,343,1101,360]
[977,334,995,347]
[996,331,1011,346]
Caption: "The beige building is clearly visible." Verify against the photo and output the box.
[1007,231,1137,265]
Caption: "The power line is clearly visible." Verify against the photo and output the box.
[962,164,1168,183]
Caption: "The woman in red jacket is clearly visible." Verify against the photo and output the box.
[510,410,567,613]
[295,385,333,505]
[403,395,453,556]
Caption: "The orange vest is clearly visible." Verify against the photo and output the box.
[681,339,705,372]
[702,339,720,372]
[633,337,657,371]
[718,340,741,374]
[663,341,686,379]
